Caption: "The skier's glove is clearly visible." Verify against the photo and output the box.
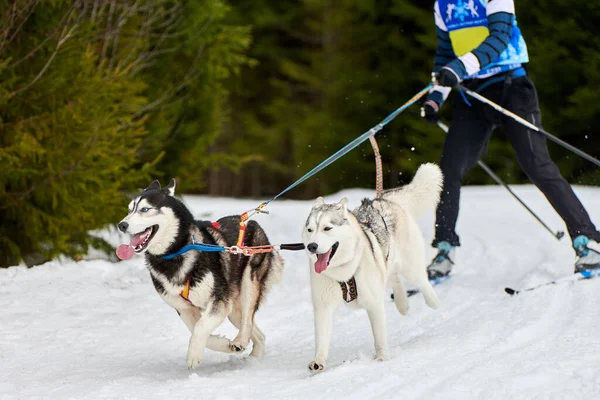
[420,100,440,124]
[437,65,462,88]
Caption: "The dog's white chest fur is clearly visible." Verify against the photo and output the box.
[149,252,214,310]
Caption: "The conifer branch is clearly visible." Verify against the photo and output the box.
[0,135,98,209]
[10,23,78,98]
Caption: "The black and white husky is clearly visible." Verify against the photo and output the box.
[302,163,443,372]
[116,180,283,369]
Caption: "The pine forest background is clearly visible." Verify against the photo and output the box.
[1,0,599,267]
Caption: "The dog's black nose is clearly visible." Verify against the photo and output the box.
[307,242,318,253]
[118,221,129,233]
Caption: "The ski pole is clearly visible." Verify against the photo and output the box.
[437,121,564,241]
[458,85,600,168]
[505,269,600,296]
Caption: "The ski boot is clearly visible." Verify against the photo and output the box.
[574,235,600,273]
[427,241,455,280]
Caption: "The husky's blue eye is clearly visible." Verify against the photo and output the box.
[140,207,150,213]
[324,227,332,231]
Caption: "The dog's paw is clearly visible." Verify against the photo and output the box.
[308,360,325,372]
[187,353,202,370]
[250,342,264,358]
[375,349,390,362]
[394,299,409,316]
[229,338,247,353]
[186,343,204,370]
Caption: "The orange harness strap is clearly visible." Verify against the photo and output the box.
[181,211,282,300]
[180,275,192,302]
[369,135,383,198]
[237,212,249,247]
[229,245,275,256]
[181,214,250,302]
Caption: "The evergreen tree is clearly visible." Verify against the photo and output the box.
[136,0,255,193]
[224,0,442,198]
[0,0,251,267]
[222,0,600,197]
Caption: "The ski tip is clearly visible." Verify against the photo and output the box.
[504,287,519,296]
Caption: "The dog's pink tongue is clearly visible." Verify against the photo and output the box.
[116,230,148,260]
[116,244,135,260]
[314,249,332,274]
[130,230,148,246]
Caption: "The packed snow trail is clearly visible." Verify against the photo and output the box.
[1,186,599,399]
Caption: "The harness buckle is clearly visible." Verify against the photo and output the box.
[229,246,253,256]
[228,246,242,255]
[254,202,270,215]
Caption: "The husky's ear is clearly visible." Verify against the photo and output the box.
[144,180,161,192]
[312,197,325,208]
[163,178,176,196]
[335,197,349,217]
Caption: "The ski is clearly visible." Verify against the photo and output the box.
[407,275,452,297]
[390,275,452,300]
[505,269,600,296]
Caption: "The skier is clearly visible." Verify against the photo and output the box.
[466,0,479,17]
[421,0,600,279]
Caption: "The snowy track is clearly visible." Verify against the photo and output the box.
[1,186,600,399]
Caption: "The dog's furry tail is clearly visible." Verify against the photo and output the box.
[382,163,443,218]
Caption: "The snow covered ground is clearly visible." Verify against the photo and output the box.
[2,185,600,400]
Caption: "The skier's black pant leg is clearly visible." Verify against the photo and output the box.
[503,77,600,242]
[433,98,493,247]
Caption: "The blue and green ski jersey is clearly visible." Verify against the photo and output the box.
[428,0,529,106]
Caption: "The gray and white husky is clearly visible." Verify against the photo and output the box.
[302,163,443,372]
[116,179,283,369]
